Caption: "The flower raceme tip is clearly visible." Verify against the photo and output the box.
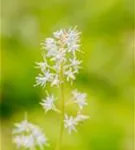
[35,27,82,87]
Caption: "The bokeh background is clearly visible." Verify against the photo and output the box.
[1,0,134,150]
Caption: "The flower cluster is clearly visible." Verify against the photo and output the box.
[12,119,48,149]
[35,27,82,87]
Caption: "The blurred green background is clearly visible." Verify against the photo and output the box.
[1,0,134,150]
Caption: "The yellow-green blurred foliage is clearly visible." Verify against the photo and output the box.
[1,0,134,150]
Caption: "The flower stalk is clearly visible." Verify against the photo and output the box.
[55,61,65,150]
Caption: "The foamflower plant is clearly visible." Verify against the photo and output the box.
[13,27,89,150]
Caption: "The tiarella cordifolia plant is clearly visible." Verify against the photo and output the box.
[13,27,89,150]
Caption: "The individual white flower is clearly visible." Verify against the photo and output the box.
[53,29,64,39]
[42,38,58,57]
[23,135,34,149]
[13,119,48,150]
[13,119,29,134]
[65,68,76,81]
[51,48,66,63]
[72,90,87,109]
[66,28,81,52]
[35,70,52,87]
[35,62,48,72]
[69,57,82,73]
[31,126,48,149]
[36,134,48,149]
[64,114,77,134]
[68,28,80,41]
[40,94,57,112]
[69,57,82,67]
[68,44,80,53]
[64,113,89,134]
[45,38,57,50]
[13,136,24,148]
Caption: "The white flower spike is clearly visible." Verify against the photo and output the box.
[13,27,89,149]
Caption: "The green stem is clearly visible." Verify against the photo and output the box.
[55,62,65,150]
